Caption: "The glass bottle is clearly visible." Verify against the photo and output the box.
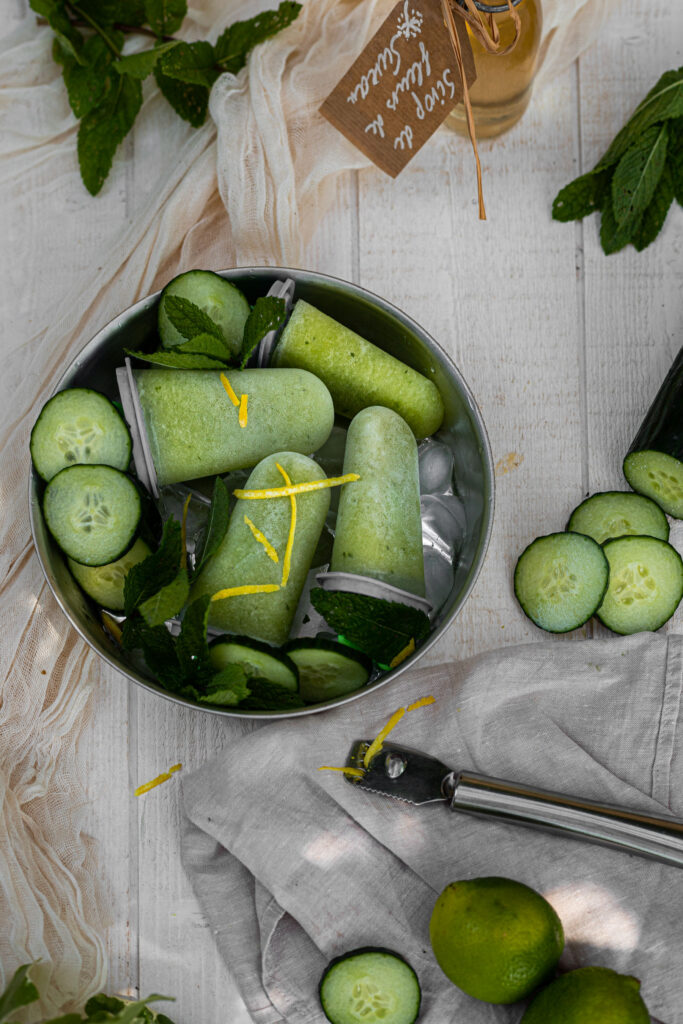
[446,0,543,139]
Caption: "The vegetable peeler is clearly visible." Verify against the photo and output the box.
[345,740,683,870]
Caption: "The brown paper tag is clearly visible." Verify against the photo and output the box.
[320,0,476,178]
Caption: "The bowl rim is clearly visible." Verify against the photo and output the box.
[29,265,495,719]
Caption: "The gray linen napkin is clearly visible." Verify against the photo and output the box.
[180,633,683,1024]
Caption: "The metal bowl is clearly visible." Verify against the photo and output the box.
[29,267,494,717]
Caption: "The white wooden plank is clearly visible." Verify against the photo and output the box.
[78,668,137,999]
[356,66,586,663]
[579,1,683,637]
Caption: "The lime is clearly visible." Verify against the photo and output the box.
[429,876,564,1004]
[521,966,650,1023]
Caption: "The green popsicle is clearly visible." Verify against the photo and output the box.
[134,367,334,487]
[331,406,425,597]
[192,452,331,645]
[271,300,444,439]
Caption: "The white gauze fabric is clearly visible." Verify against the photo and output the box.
[0,0,621,1015]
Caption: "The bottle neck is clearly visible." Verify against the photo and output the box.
[463,0,526,12]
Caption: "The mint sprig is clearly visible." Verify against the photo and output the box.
[552,66,683,254]
[0,964,176,1024]
[32,0,301,193]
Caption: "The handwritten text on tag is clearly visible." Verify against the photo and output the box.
[320,0,475,177]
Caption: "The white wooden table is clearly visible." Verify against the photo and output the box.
[7,0,683,1020]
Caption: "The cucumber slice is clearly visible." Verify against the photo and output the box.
[68,537,151,611]
[623,450,683,519]
[283,639,371,703]
[209,635,298,692]
[567,491,669,545]
[597,535,683,634]
[158,270,250,354]
[514,532,609,633]
[319,948,421,1024]
[44,465,142,566]
[30,388,131,482]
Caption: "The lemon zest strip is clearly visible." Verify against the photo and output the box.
[277,463,296,588]
[234,473,360,500]
[135,762,183,797]
[243,516,279,563]
[407,695,435,711]
[362,696,436,768]
[219,372,240,407]
[363,707,406,768]
[389,637,416,668]
[180,492,192,570]
[211,584,280,601]
[238,393,248,428]
[319,766,366,778]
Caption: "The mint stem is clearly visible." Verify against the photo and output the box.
[38,13,177,46]
[65,2,123,57]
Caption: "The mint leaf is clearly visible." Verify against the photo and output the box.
[123,519,182,615]
[154,68,209,127]
[0,965,39,1023]
[162,295,223,341]
[309,589,430,664]
[198,664,250,706]
[43,1015,82,1023]
[125,348,227,369]
[144,0,187,36]
[53,34,121,118]
[31,0,86,64]
[139,568,189,626]
[78,0,147,26]
[552,168,611,223]
[192,477,231,580]
[238,678,305,710]
[215,2,302,73]
[599,192,635,255]
[611,122,668,227]
[175,334,231,361]
[175,595,213,685]
[158,41,219,88]
[115,43,177,80]
[669,117,683,206]
[596,66,683,172]
[121,617,186,690]
[240,296,286,368]
[77,74,142,194]
[632,162,675,251]
[85,995,126,1015]
[106,995,174,1024]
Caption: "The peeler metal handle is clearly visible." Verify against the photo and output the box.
[446,771,683,869]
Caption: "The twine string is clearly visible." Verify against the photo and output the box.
[441,0,521,220]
